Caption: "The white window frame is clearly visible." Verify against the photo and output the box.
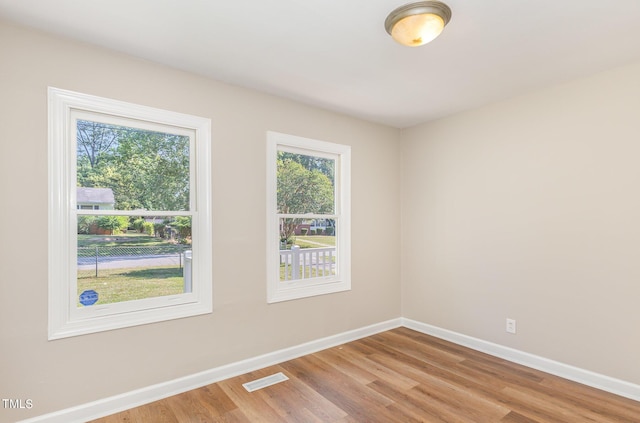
[266,131,351,303]
[48,87,212,340]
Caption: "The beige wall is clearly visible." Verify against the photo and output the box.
[401,61,640,385]
[0,21,401,421]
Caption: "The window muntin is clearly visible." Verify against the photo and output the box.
[267,132,350,303]
[48,88,212,339]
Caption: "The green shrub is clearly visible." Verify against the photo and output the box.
[77,216,97,234]
[173,216,192,239]
[118,217,129,233]
[132,218,145,233]
[142,222,154,236]
[154,223,166,238]
[301,228,308,236]
[97,216,128,234]
[325,226,334,236]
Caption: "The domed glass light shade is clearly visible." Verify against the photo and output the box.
[385,1,452,47]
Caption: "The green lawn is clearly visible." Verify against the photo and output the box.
[294,235,335,248]
[77,233,187,305]
[77,265,184,306]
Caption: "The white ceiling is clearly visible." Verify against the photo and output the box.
[2,0,640,128]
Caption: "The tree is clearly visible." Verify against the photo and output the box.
[76,121,190,212]
[111,130,190,211]
[278,151,335,183]
[77,120,119,168]
[277,154,334,242]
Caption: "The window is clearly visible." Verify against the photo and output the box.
[266,131,351,303]
[48,88,212,339]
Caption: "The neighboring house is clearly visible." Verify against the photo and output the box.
[76,187,115,210]
[292,219,335,236]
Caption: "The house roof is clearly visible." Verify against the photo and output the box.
[77,187,115,205]
[1,1,640,128]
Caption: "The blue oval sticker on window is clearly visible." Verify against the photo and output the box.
[79,290,99,306]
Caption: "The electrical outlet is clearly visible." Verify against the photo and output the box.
[506,318,516,334]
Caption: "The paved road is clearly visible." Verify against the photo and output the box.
[77,253,185,270]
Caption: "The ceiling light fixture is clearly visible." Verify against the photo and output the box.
[385,1,452,47]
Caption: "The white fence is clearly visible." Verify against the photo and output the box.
[280,246,336,281]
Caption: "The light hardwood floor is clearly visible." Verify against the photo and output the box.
[90,327,640,422]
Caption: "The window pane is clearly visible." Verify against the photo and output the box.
[77,215,193,306]
[278,217,336,281]
[277,151,335,214]
[76,120,190,211]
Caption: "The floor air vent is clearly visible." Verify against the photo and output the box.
[242,372,289,392]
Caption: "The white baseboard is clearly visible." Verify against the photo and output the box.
[402,318,640,402]
[17,318,402,423]
[18,316,640,422]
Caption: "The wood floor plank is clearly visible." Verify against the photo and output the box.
[254,365,347,421]
[384,402,438,423]
[120,398,178,423]
[164,392,214,422]
[368,379,459,423]
[89,328,640,422]
[195,383,240,417]
[356,335,514,405]
[371,373,504,423]
[499,385,607,423]
[500,410,541,423]
[279,354,401,422]
[369,330,467,366]
[216,369,284,422]
[539,374,640,422]
[411,378,511,422]
[311,346,379,386]
[325,346,421,391]
[96,410,135,423]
